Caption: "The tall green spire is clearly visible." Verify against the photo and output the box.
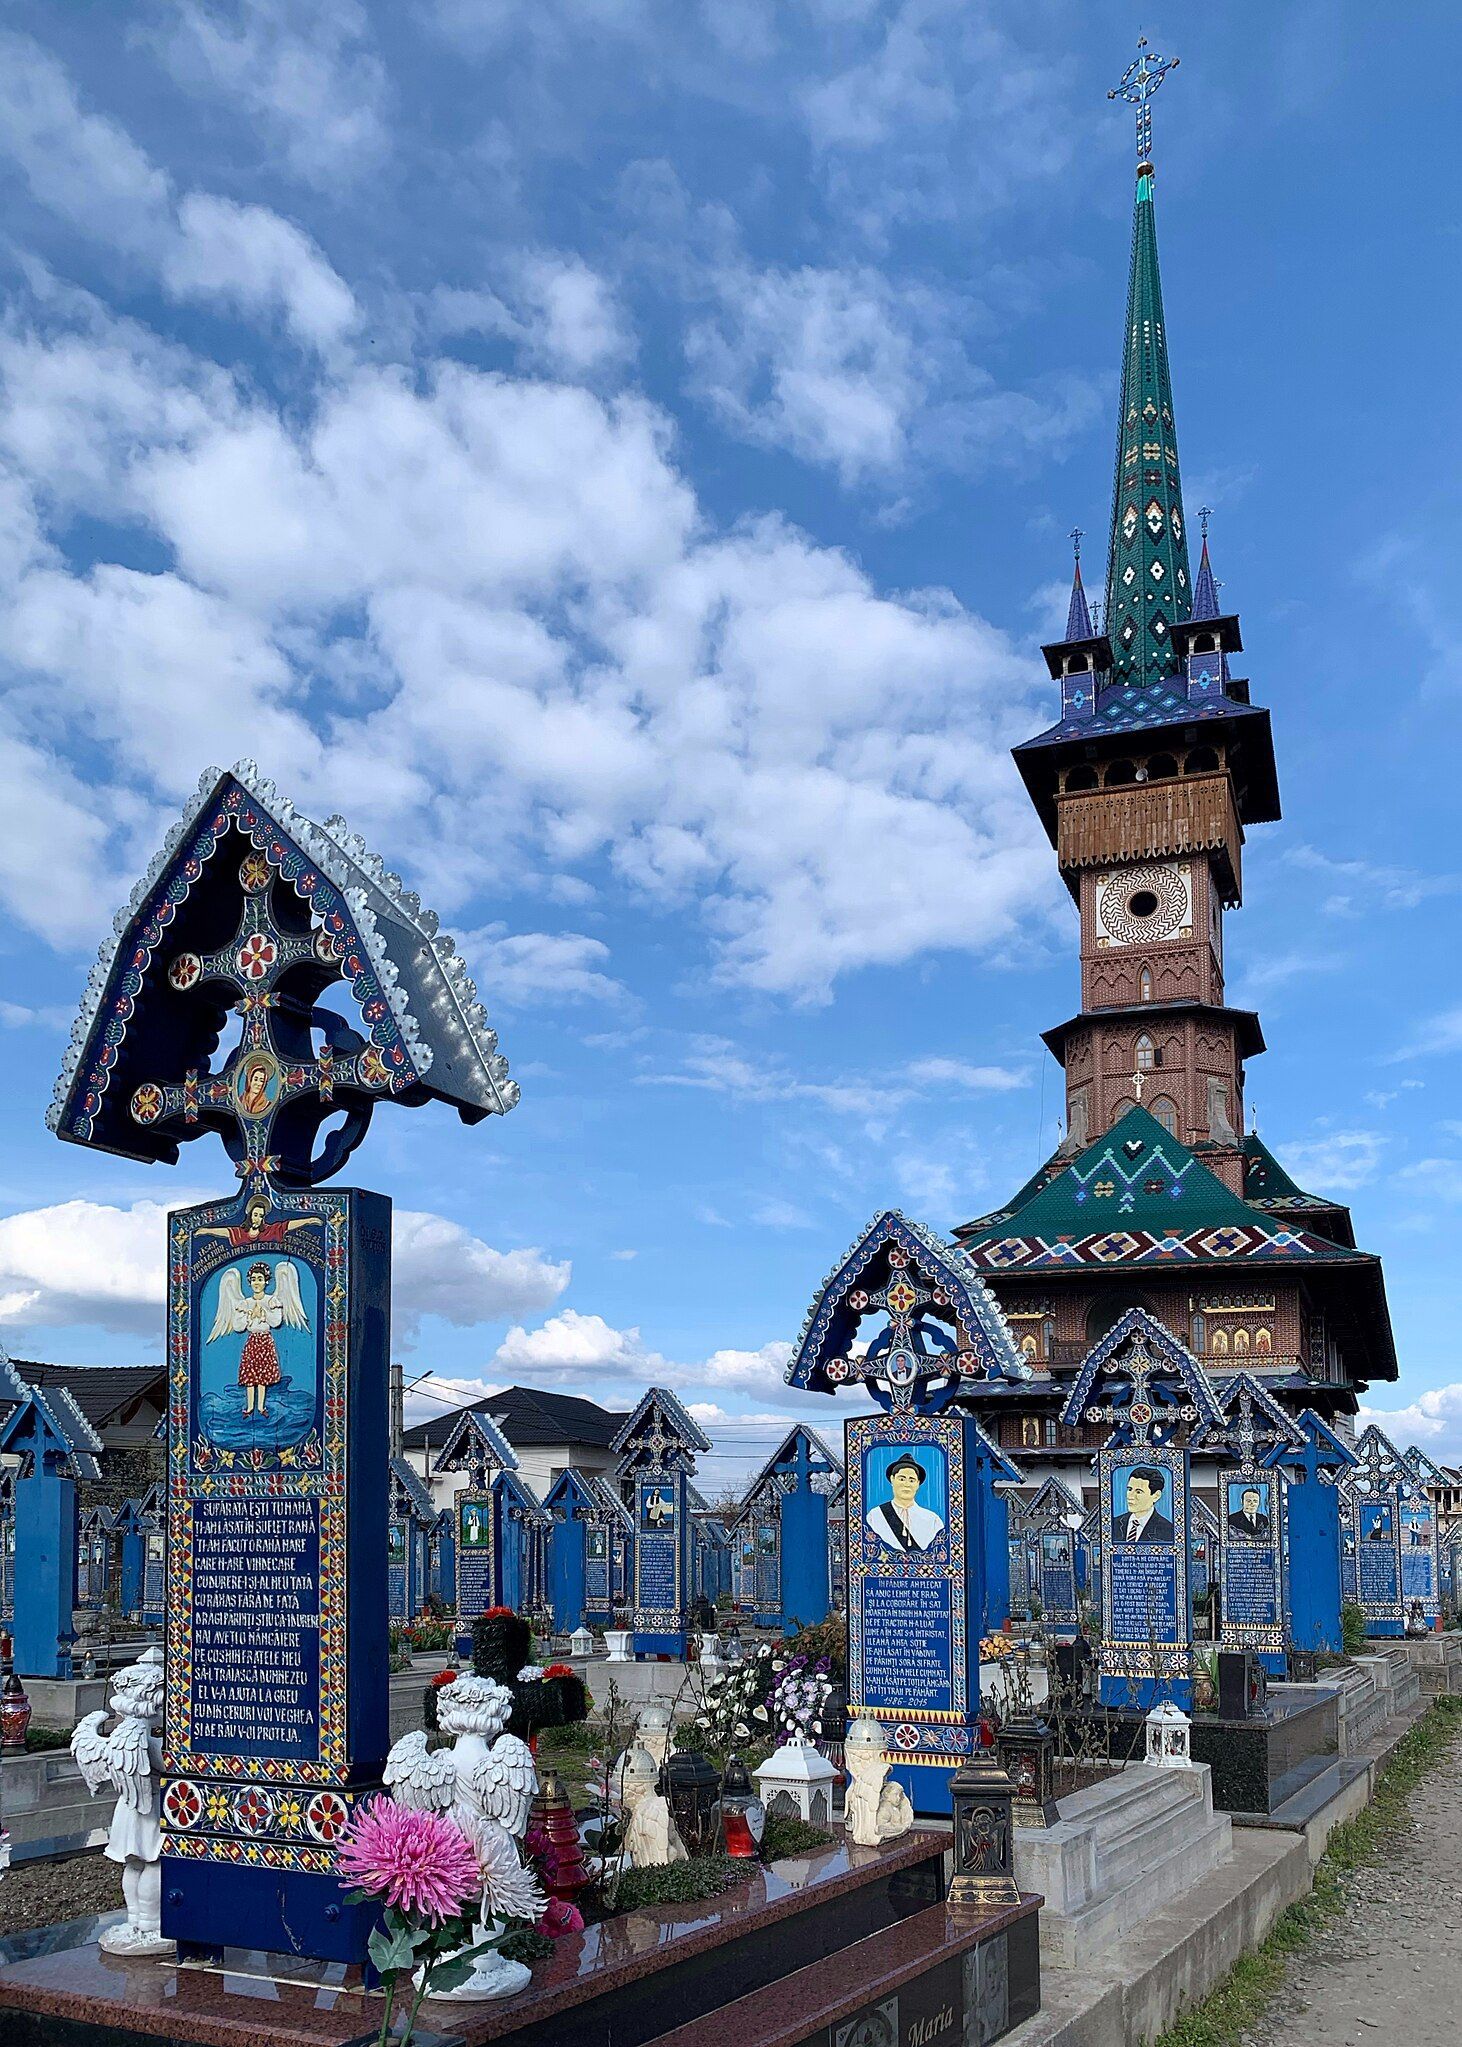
[1104,44,1191,690]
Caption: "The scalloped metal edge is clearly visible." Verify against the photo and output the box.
[49,759,519,1139]
[784,1207,1030,1387]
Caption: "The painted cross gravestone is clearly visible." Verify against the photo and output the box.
[612,1388,710,1658]
[544,1468,604,1631]
[0,1347,102,1678]
[497,1468,550,1616]
[1399,1445,1443,1630]
[733,1427,843,1633]
[388,1457,435,1621]
[1264,1409,1356,1657]
[1340,1426,1414,1640]
[46,760,517,1965]
[1060,1309,1223,1709]
[787,1209,1031,1815]
[432,1409,519,1644]
[1194,1374,1304,1676]
[1189,1495,1219,1641]
[1017,1479,1083,1638]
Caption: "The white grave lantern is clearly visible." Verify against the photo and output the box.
[570,1624,595,1659]
[1144,1700,1193,1769]
[754,1738,839,1826]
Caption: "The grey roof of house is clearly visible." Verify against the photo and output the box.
[401,1384,629,1454]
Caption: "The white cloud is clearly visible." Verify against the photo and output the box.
[750,1197,816,1230]
[0,1198,566,1342]
[392,1212,570,1338]
[1358,1384,1462,1462]
[906,1057,1028,1092]
[0,33,355,352]
[152,0,389,186]
[1393,1006,1462,1061]
[0,1000,71,1029]
[432,255,633,378]
[1272,1130,1384,1194]
[465,929,628,1008]
[494,1306,642,1376]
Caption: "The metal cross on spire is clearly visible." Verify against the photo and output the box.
[1108,34,1179,166]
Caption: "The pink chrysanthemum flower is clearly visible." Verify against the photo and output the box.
[337,1798,480,1925]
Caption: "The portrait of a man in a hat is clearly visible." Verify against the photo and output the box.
[866,1450,945,1553]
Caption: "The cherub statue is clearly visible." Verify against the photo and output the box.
[843,1718,914,1848]
[71,1647,174,1956]
[384,1675,543,2001]
[617,1746,686,1869]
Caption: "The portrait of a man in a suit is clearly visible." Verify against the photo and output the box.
[1111,1465,1173,1547]
[1227,1483,1271,1541]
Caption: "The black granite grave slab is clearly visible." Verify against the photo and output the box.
[1057,1685,1339,1816]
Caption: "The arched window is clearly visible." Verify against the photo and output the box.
[1148,753,1178,781]
[1021,1416,1041,1449]
[1211,1327,1229,1356]
[1135,1032,1156,1071]
[1186,745,1220,775]
[1020,1334,1039,1360]
[1105,758,1137,787]
[1139,964,1154,1002]
[1233,1327,1251,1355]
[1065,764,1099,793]
[1191,1312,1207,1354]
[1255,1327,1273,1355]
[1150,1094,1179,1135]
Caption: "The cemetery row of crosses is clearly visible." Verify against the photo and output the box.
[0,39,1456,2047]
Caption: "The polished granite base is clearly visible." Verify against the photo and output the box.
[0,1832,1040,2047]
[1060,1686,1340,1817]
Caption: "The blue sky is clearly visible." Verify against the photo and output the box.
[0,3,1459,1487]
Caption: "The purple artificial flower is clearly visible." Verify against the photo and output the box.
[337,1797,481,1926]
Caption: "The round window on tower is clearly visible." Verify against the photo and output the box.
[1127,888,1160,920]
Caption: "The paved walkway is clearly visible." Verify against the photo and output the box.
[1257,1722,1462,2047]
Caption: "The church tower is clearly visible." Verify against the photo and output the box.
[952,44,1396,1470]
[1010,62,1278,1180]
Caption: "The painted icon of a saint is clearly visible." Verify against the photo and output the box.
[236,1056,276,1120]
[197,1192,317,1252]
[207,1259,309,1418]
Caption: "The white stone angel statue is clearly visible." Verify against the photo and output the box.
[383,1676,544,2001]
[843,1718,914,1848]
[207,1258,308,1419]
[71,1647,174,1956]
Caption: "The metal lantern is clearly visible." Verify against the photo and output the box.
[569,1624,595,1659]
[754,1738,839,1826]
[995,1710,1058,1828]
[660,1750,723,1856]
[1144,1701,1193,1769]
[717,1753,766,1858]
[948,1752,1021,1909]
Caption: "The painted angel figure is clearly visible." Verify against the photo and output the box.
[71,1647,174,1957]
[384,1677,543,2001]
[207,1257,308,1418]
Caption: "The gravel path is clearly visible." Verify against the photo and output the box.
[0,1852,118,1939]
[1258,1723,1462,2047]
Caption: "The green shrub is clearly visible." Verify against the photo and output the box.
[761,1814,833,1861]
[611,1854,751,1911]
[1340,1602,1367,1656]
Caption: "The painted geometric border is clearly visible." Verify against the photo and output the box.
[1097,1439,1193,1686]
[846,1410,971,1765]
[164,1188,351,1790]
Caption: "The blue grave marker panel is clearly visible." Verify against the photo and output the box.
[586,1526,611,1609]
[143,1531,165,1617]
[1038,1530,1077,1627]
[162,1185,389,1957]
[754,1515,780,1617]
[1099,1444,1191,1706]
[1218,1471,1285,1663]
[847,1411,976,1814]
[1400,1502,1438,1615]
[1354,1495,1401,1625]
[388,1519,408,1618]
[455,1491,495,1619]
